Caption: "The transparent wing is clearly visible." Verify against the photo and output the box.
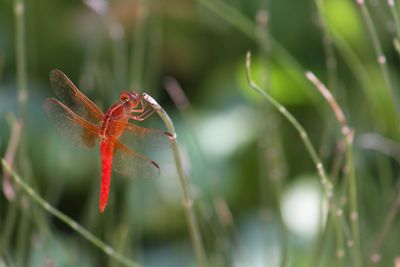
[113,140,160,178]
[44,98,99,148]
[49,69,104,124]
[117,122,172,154]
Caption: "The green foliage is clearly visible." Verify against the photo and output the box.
[1,0,400,266]
[324,0,365,48]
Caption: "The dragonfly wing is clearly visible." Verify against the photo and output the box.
[117,122,172,154]
[49,69,104,124]
[44,98,99,148]
[113,141,160,178]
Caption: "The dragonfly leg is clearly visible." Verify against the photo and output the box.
[130,108,155,121]
[130,97,147,113]
[130,98,156,121]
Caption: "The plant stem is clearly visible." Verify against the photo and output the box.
[246,52,332,201]
[0,200,17,253]
[315,0,338,93]
[305,10,342,256]
[14,0,27,119]
[6,2,29,253]
[334,213,345,267]
[130,0,148,89]
[306,71,361,267]
[16,204,29,267]
[143,94,206,267]
[359,134,400,165]
[164,78,252,266]
[3,118,22,201]
[359,134,400,265]
[355,0,400,120]
[330,26,399,137]
[387,0,400,39]
[369,183,400,266]
[2,160,141,267]
[255,7,289,267]
[245,51,353,249]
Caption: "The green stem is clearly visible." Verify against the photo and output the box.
[0,201,18,253]
[246,52,332,199]
[199,0,255,39]
[305,71,361,267]
[130,0,148,89]
[356,0,400,120]
[14,0,27,119]
[387,0,400,39]
[330,27,398,137]
[245,51,352,249]
[334,211,345,267]
[255,8,289,266]
[315,0,338,93]
[346,143,361,266]
[370,185,400,265]
[360,134,400,265]
[143,94,206,267]
[2,160,141,267]
[16,206,29,267]
[12,3,31,264]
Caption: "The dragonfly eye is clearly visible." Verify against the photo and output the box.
[128,92,141,102]
[120,93,130,102]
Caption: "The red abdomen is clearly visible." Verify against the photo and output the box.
[98,103,129,212]
[99,140,114,212]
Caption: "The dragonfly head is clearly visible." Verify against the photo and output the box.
[120,91,142,107]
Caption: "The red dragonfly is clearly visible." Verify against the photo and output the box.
[44,69,170,213]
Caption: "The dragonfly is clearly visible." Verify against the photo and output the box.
[44,69,171,213]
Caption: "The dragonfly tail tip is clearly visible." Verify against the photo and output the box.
[151,160,160,169]
[165,132,176,140]
[99,204,106,213]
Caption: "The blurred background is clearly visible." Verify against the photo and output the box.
[1,0,400,266]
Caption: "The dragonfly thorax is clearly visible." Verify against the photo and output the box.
[100,102,130,140]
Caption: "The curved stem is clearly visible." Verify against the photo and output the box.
[306,71,361,267]
[1,160,141,267]
[143,94,206,267]
[245,50,352,247]
[246,52,332,197]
